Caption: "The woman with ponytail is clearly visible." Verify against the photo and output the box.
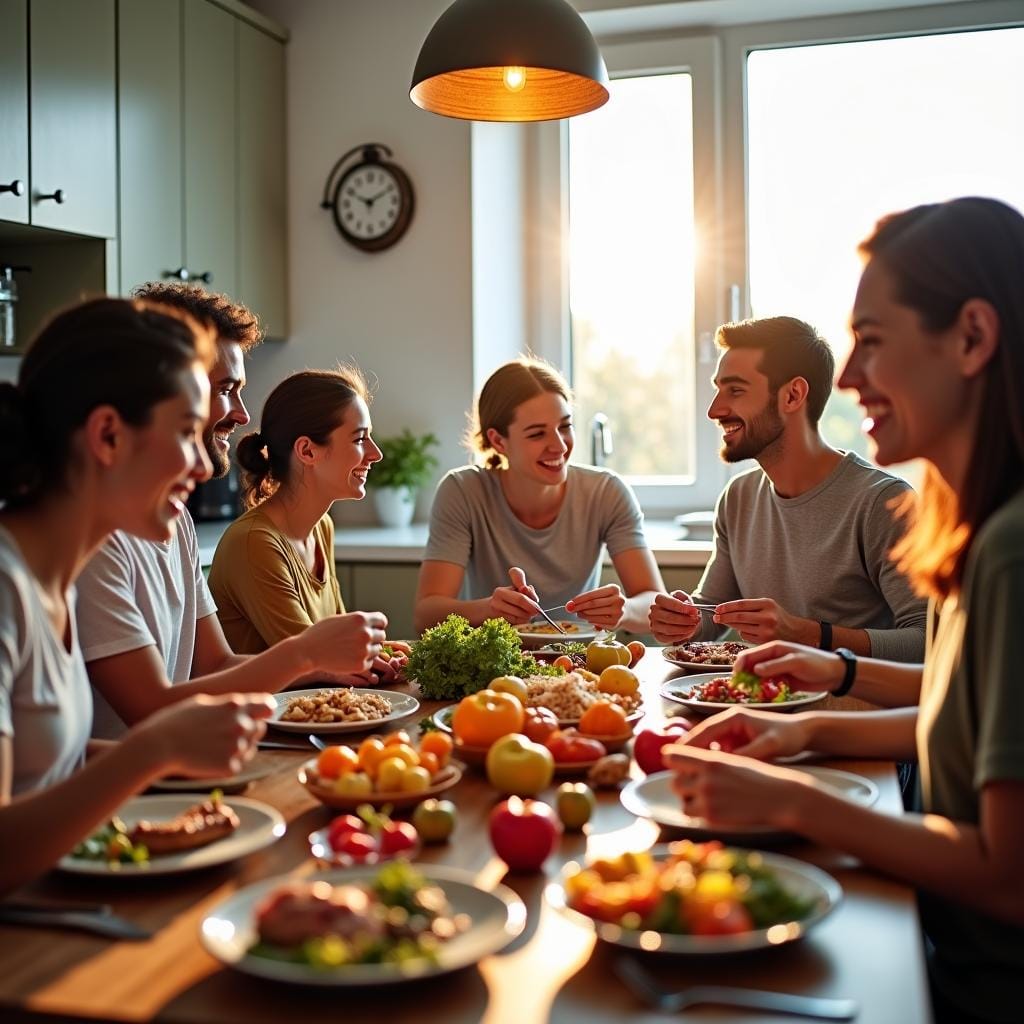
[0,298,275,895]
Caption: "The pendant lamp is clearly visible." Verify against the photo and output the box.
[411,0,610,122]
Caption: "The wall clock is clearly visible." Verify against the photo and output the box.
[321,143,415,253]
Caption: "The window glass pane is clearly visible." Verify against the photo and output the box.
[568,73,695,478]
[747,28,1024,481]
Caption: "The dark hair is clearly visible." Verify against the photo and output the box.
[236,367,369,508]
[467,357,573,469]
[132,282,262,352]
[0,297,214,508]
[863,197,1024,599]
[715,316,835,427]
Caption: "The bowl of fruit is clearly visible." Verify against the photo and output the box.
[309,805,421,868]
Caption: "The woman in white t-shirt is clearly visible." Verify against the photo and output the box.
[0,298,277,896]
[415,357,663,634]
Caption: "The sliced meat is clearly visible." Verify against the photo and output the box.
[255,881,385,948]
[130,798,240,855]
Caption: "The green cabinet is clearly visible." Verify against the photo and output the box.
[0,0,29,225]
[30,0,117,237]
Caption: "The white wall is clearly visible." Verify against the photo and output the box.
[246,0,475,524]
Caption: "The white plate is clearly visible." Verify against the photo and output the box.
[514,620,603,648]
[200,864,526,986]
[431,702,642,733]
[661,673,829,714]
[269,688,419,734]
[621,767,879,840]
[60,795,285,876]
[547,847,842,955]
[662,642,750,672]
[149,756,278,794]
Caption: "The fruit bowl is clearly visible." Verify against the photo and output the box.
[298,760,463,811]
[575,727,634,754]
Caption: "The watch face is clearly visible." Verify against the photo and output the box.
[337,164,406,243]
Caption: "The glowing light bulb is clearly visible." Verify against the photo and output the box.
[502,66,527,92]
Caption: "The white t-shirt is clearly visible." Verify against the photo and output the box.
[75,510,217,738]
[0,524,92,797]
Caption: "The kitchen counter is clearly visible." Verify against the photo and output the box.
[194,518,713,570]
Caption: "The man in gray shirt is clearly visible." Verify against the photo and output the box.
[650,317,926,696]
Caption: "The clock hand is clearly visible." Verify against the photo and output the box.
[366,185,394,205]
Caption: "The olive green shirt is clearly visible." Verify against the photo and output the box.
[209,507,344,654]
[917,487,1024,1021]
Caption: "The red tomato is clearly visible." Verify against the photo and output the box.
[545,728,607,764]
[379,820,419,855]
[522,706,560,744]
[686,899,754,936]
[335,831,377,859]
[327,814,368,852]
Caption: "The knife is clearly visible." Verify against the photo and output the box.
[528,599,567,635]
[0,906,152,941]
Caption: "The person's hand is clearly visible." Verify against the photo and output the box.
[678,705,813,760]
[487,566,541,624]
[648,590,701,644]
[734,641,845,693]
[712,598,815,646]
[568,584,624,630]
[664,743,815,830]
[141,693,274,777]
[299,611,388,674]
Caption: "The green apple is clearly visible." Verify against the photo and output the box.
[412,799,457,843]
[486,733,555,796]
[556,781,596,830]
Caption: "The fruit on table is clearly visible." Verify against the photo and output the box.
[376,755,408,792]
[400,765,432,793]
[597,664,640,697]
[420,730,454,766]
[587,753,631,789]
[585,639,631,674]
[489,796,561,871]
[378,819,419,856]
[632,721,693,775]
[357,737,389,779]
[489,674,528,704]
[626,640,646,668]
[556,782,596,830]
[545,728,606,764]
[452,689,525,747]
[333,771,373,797]
[412,798,457,843]
[522,706,560,744]
[486,733,555,796]
[579,699,629,737]
[316,744,360,780]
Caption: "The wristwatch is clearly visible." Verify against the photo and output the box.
[832,647,857,697]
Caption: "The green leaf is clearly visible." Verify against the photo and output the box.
[365,429,439,490]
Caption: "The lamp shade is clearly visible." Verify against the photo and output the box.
[411,0,610,122]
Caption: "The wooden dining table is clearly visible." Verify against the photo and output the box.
[0,650,933,1023]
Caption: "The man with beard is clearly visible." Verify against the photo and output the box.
[650,316,926,701]
[74,284,387,737]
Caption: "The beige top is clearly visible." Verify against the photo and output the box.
[208,507,344,654]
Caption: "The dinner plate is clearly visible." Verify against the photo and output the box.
[199,864,527,986]
[514,620,603,648]
[298,759,463,810]
[662,641,750,672]
[660,673,829,714]
[620,767,879,841]
[431,703,642,733]
[269,688,420,734]
[547,847,842,955]
[60,795,285,877]
[149,755,278,794]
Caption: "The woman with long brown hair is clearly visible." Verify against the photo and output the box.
[666,197,1024,1023]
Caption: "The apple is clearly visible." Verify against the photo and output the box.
[556,782,596,830]
[489,796,561,871]
[489,674,528,705]
[412,798,457,843]
[586,639,631,674]
[632,721,693,775]
[486,733,555,796]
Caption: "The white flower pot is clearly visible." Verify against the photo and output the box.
[372,485,416,528]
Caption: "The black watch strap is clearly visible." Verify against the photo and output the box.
[819,620,833,651]
[833,647,857,697]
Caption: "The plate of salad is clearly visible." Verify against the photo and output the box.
[660,671,828,715]
[547,841,842,955]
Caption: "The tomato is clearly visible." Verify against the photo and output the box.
[685,898,754,935]
[412,799,457,843]
[578,700,628,737]
[486,733,555,796]
[597,664,640,697]
[335,830,377,859]
[418,751,440,776]
[378,820,419,855]
[316,744,359,780]
[420,730,453,766]
[384,729,412,748]
[626,640,646,668]
[387,743,420,769]
[327,813,366,851]
[451,689,524,747]
[522,706,560,744]
[556,782,596,830]
[545,728,607,764]
[553,655,574,672]
[357,737,388,778]
[489,675,528,704]
[585,640,631,673]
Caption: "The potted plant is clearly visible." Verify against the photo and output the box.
[367,429,439,528]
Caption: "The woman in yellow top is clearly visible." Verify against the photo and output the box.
[209,368,404,678]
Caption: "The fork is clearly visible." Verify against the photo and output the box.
[615,957,859,1020]
[0,902,153,941]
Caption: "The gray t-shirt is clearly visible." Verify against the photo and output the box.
[0,524,92,797]
[424,465,648,608]
[75,510,217,738]
[916,487,1024,1020]
[691,451,926,661]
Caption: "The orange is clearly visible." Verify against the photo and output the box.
[384,729,412,748]
[418,751,440,776]
[316,744,359,780]
[579,700,629,737]
[357,736,388,779]
[420,731,454,766]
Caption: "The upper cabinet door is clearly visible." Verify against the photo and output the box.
[118,0,183,295]
[184,0,237,295]
[0,0,29,225]
[30,0,117,237]
[238,21,287,338]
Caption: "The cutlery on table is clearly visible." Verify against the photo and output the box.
[614,957,859,1020]
[257,739,316,751]
[525,598,567,635]
[308,734,327,751]
[0,902,153,941]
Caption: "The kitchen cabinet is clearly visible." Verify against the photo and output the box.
[0,0,29,225]
[30,0,117,237]
[348,565,419,642]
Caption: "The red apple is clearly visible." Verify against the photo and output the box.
[489,796,561,872]
[632,721,692,775]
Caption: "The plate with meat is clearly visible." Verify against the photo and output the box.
[60,794,285,876]
[660,672,829,715]
[662,641,750,671]
[269,688,420,735]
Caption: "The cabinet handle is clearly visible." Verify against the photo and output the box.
[161,268,213,284]
[36,188,66,204]
[0,180,25,197]
[163,267,190,281]
[194,271,213,284]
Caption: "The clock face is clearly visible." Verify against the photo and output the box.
[336,164,409,245]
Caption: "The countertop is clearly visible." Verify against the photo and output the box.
[194,518,713,569]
